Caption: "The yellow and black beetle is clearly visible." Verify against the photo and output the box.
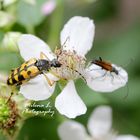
[7,52,61,86]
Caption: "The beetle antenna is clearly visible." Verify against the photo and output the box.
[99,57,102,61]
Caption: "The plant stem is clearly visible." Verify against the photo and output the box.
[26,25,35,34]
[47,0,64,50]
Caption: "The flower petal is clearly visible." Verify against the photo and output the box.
[55,80,87,118]
[18,34,55,61]
[58,120,90,140]
[87,106,112,139]
[60,16,95,57]
[85,63,128,92]
[20,74,55,101]
[116,135,140,140]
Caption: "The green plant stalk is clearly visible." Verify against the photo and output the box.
[47,0,64,50]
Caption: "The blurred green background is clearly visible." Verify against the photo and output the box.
[0,0,140,139]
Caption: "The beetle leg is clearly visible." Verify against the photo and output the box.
[40,52,50,60]
[6,92,14,103]
[49,70,63,80]
[43,73,55,86]
[6,85,16,103]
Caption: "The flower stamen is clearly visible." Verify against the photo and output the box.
[52,49,86,81]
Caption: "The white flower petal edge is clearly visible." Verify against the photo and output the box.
[20,74,55,101]
[60,16,95,57]
[87,105,112,139]
[18,34,55,61]
[85,64,128,92]
[55,80,87,118]
[115,135,140,140]
[58,120,90,140]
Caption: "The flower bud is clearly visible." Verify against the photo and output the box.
[0,11,15,28]
[0,97,18,129]
[2,0,17,7]
[41,0,56,15]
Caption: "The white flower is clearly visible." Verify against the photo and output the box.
[85,63,128,92]
[58,106,139,140]
[17,16,128,118]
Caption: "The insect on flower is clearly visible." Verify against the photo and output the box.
[91,57,119,75]
[7,52,62,87]
[7,16,128,118]
[85,57,128,92]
